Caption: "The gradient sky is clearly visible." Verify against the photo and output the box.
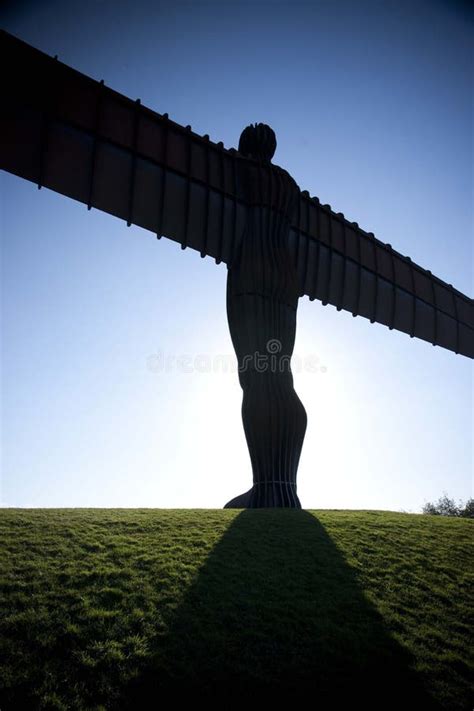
[1,0,472,511]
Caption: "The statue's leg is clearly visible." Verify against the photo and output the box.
[224,371,307,508]
[224,292,307,508]
[242,372,307,508]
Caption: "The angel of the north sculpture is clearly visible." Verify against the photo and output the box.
[1,30,472,508]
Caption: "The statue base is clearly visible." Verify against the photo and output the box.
[224,482,302,509]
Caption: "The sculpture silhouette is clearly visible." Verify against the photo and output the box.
[2,31,473,510]
[225,124,307,508]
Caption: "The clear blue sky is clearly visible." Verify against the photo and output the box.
[1,0,472,510]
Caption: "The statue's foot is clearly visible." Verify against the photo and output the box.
[223,488,254,509]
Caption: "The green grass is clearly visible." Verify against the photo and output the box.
[0,509,472,709]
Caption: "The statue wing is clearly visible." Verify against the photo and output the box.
[289,191,474,358]
[0,30,248,264]
[2,31,472,358]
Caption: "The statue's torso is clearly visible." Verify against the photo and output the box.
[227,160,300,310]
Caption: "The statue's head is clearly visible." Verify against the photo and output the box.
[238,123,276,163]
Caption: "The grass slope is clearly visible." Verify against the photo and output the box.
[0,509,472,709]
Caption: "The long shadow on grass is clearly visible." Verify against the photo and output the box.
[121,510,441,707]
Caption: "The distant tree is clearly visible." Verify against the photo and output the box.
[422,501,441,516]
[422,494,473,518]
[459,498,474,519]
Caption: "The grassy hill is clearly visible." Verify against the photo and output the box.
[0,509,472,709]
